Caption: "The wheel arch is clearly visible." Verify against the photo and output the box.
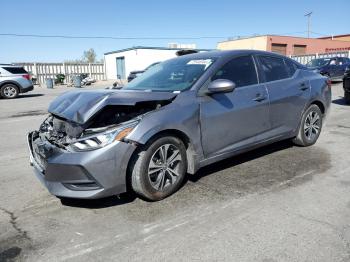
[0,81,21,90]
[309,100,325,115]
[128,128,199,175]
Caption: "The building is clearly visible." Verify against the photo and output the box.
[318,34,350,42]
[217,35,350,56]
[104,45,210,80]
[317,34,350,52]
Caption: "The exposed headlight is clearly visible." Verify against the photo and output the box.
[67,120,139,152]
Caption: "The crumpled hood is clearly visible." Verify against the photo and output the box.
[48,89,177,124]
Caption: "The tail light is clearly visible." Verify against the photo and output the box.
[326,79,332,89]
[22,74,31,80]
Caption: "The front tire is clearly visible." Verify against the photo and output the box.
[1,84,19,99]
[130,136,187,201]
[345,91,350,105]
[293,104,323,146]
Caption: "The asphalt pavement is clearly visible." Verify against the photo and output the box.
[0,81,350,262]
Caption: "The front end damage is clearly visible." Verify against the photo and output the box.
[27,90,176,199]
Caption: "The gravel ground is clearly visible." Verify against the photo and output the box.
[0,81,349,262]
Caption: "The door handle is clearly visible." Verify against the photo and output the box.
[299,82,309,91]
[253,94,266,102]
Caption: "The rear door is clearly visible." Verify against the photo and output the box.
[199,55,270,157]
[256,55,310,136]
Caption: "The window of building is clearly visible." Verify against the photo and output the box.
[293,45,307,55]
[258,56,289,82]
[271,44,287,55]
[212,56,258,87]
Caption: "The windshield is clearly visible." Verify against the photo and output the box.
[306,58,330,67]
[124,57,215,92]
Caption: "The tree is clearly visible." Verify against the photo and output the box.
[83,48,97,63]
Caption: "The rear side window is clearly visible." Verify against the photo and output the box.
[258,56,289,82]
[212,55,258,87]
[2,67,28,74]
[284,59,297,77]
[339,57,350,65]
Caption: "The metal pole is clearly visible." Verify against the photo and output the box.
[304,12,312,38]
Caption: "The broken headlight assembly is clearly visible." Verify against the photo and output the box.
[67,119,139,152]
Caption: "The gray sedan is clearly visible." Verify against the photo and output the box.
[27,50,331,201]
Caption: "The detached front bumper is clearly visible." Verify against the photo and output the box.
[27,131,136,199]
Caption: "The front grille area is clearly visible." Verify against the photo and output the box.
[32,146,48,171]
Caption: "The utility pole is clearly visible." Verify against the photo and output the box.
[304,12,312,38]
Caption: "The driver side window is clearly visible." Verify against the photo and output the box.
[212,56,258,87]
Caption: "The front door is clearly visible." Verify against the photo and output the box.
[199,55,270,157]
[116,56,126,80]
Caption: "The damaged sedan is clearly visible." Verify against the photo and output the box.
[27,50,331,201]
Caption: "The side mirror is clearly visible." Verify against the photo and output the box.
[207,79,236,94]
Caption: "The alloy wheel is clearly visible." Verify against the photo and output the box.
[148,143,182,191]
[304,110,320,141]
[4,86,17,98]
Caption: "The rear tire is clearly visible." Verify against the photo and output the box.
[293,104,323,147]
[130,136,187,201]
[1,84,19,99]
[345,91,350,105]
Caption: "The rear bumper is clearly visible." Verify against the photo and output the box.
[27,131,137,199]
[20,85,34,93]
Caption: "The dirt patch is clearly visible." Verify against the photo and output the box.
[0,245,22,262]
[0,208,33,262]
[0,208,30,241]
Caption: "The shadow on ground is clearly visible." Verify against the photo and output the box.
[59,140,331,209]
[16,94,44,99]
[10,110,47,118]
[60,192,137,209]
[190,140,294,183]
[332,97,348,106]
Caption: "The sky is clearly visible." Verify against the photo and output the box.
[0,0,349,63]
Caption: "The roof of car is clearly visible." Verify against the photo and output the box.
[172,49,291,59]
[105,46,213,55]
[0,64,23,67]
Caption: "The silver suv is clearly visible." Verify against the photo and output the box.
[0,64,34,98]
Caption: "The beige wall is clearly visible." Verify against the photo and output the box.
[217,36,267,51]
[321,35,350,42]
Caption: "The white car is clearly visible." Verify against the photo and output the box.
[0,64,33,98]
